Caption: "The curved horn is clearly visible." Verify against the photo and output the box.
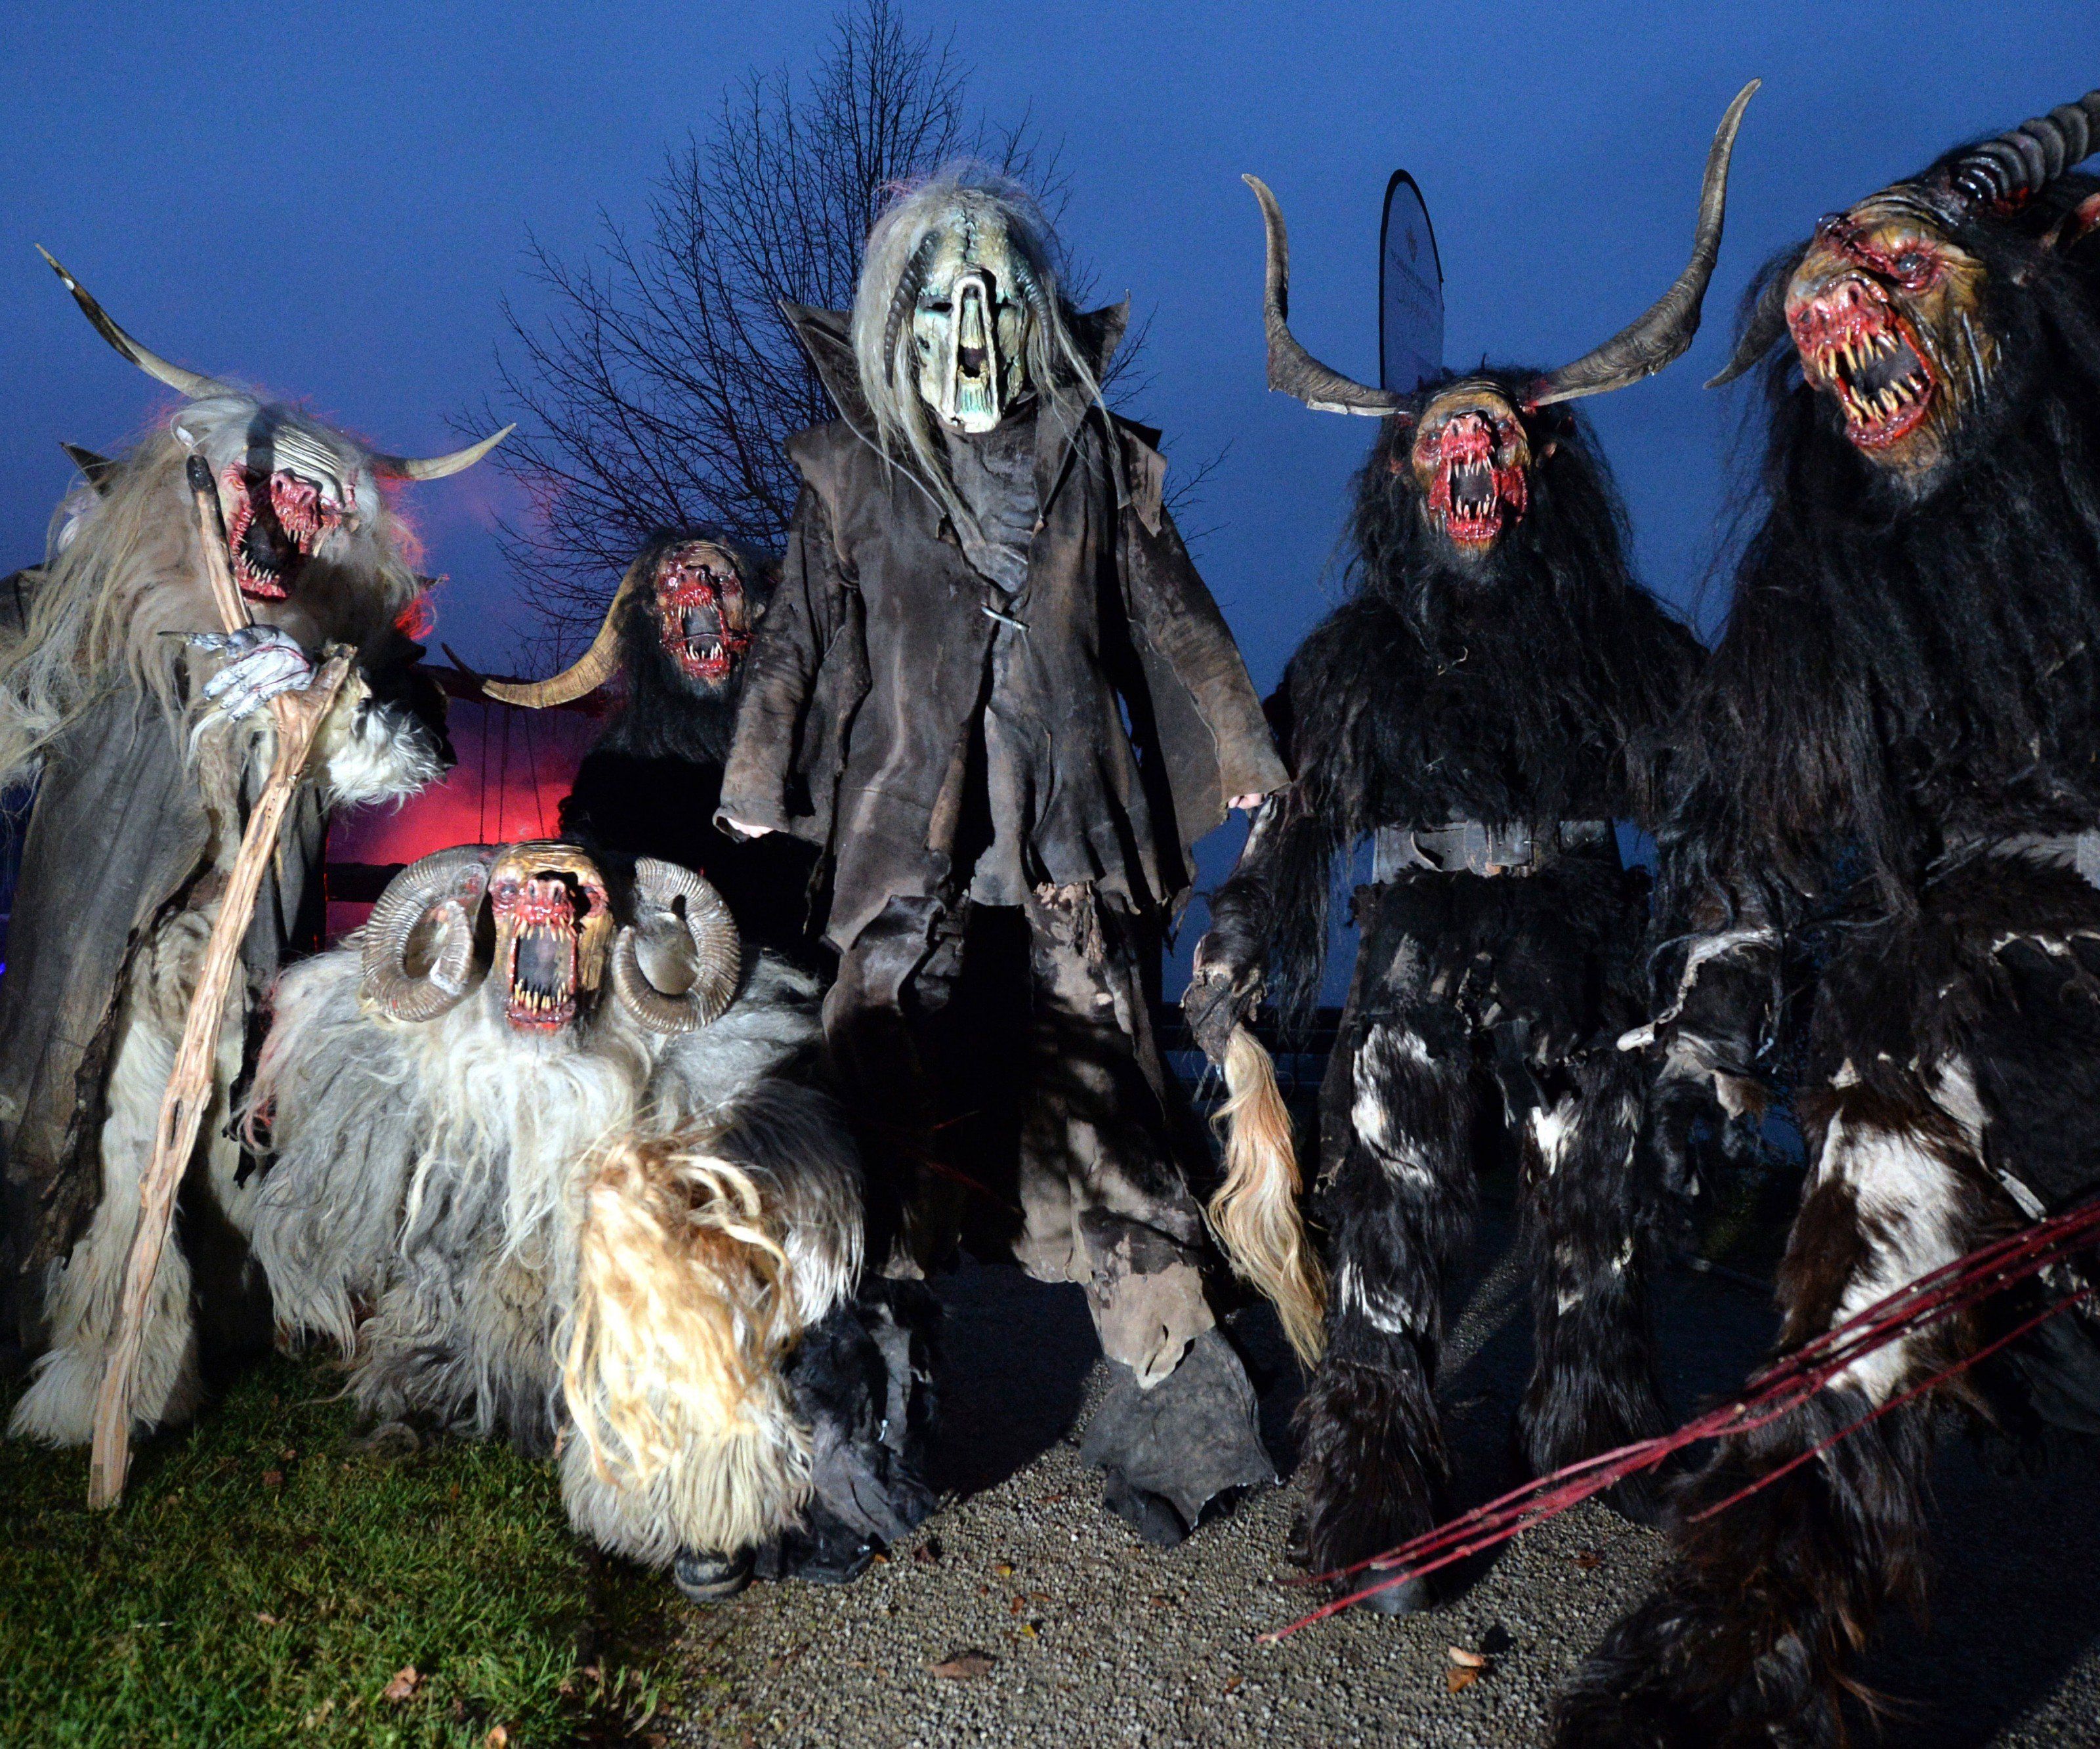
[1529,79,1761,408]
[1243,176,1410,417]
[611,859,742,1035]
[1949,89,2100,212]
[359,846,495,1021]
[369,424,514,482]
[1705,242,1809,388]
[37,247,231,401]
[482,555,648,708]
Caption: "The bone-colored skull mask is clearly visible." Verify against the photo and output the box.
[912,212,1034,434]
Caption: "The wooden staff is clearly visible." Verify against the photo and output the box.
[86,456,354,1508]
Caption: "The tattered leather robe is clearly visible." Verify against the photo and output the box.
[720,304,1286,949]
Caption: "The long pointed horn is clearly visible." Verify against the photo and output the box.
[37,247,231,401]
[482,555,647,707]
[1528,79,1760,409]
[1949,89,2100,212]
[369,425,514,482]
[1243,176,1410,418]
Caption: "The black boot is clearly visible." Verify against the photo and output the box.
[1081,1328,1276,1548]
[672,1546,753,1604]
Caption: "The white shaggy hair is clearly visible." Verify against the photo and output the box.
[247,940,863,1561]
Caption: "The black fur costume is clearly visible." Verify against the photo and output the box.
[1555,104,2100,1744]
[555,530,823,963]
[505,534,931,1593]
[1195,381,1700,1599]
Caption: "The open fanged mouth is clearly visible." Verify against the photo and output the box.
[220,465,343,601]
[503,876,583,1031]
[1419,412,1528,549]
[1790,279,1938,453]
[655,553,749,685]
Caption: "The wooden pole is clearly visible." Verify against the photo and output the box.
[85,457,352,1508]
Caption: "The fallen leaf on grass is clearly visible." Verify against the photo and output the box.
[929,1650,996,1679]
[484,1729,510,1748]
[254,1612,280,1627]
[381,1666,421,1703]
[262,1469,284,1488]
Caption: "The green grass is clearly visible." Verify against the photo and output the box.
[0,1354,680,1747]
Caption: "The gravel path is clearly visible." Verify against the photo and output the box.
[662,1221,2100,1748]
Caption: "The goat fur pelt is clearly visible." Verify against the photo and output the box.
[247,945,863,1563]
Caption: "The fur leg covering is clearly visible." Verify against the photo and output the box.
[785,1278,940,1548]
[1517,1048,1668,1493]
[1297,1015,1475,1582]
[1553,1077,1988,1746]
[10,912,239,1444]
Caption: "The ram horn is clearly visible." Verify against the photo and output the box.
[1243,176,1411,417]
[611,859,743,1034]
[369,424,514,482]
[1949,88,2100,212]
[37,247,231,402]
[482,554,648,708]
[359,846,496,1021]
[1528,79,1759,408]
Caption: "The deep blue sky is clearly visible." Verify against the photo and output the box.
[2,1,2090,692]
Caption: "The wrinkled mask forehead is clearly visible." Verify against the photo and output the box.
[912,209,1034,434]
[181,410,360,509]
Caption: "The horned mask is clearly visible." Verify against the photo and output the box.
[360,843,742,1036]
[1244,81,1759,555]
[37,248,511,603]
[1710,87,2100,481]
[483,538,757,709]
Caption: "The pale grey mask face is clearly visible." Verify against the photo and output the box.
[912,224,1032,434]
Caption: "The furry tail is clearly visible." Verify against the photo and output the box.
[1208,1025,1326,1366]
[561,1137,814,1561]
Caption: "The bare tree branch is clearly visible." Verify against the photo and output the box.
[469,0,1087,650]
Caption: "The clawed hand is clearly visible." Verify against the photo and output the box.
[189,627,315,721]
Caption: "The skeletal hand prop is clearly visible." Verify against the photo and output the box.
[192,626,316,721]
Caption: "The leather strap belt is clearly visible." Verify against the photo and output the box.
[1371,820,1612,881]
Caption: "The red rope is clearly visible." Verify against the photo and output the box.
[1261,1194,2100,1641]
